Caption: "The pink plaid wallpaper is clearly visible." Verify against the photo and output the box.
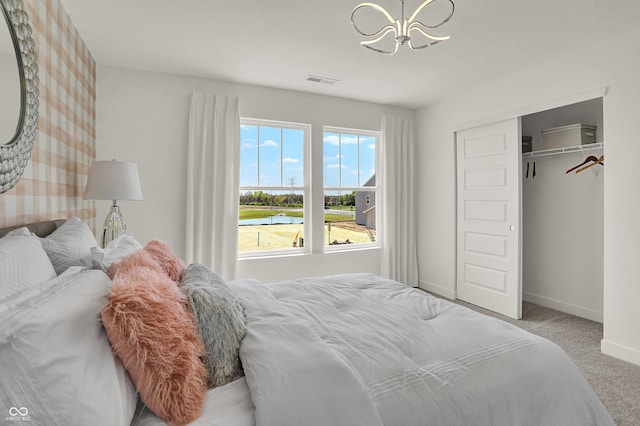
[0,0,96,230]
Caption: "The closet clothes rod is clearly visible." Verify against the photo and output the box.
[522,142,604,158]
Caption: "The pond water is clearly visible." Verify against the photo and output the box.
[239,215,304,226]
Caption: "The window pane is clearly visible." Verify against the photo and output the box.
[359,135,376,186]
[324,191,376,246]
[239,190,304,252]
[259,126,282,186]
[340,134,359,187]
[240,125,258,186]
[323,132,340,187]
[282,128,304,187]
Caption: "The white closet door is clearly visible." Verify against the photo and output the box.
[456,118,522,319]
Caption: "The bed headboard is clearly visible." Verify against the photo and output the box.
[0,219,66,238]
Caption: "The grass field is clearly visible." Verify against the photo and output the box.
[238,206,374,251]
[239,207,354,223]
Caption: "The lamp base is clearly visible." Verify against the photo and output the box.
[101,203,128,248]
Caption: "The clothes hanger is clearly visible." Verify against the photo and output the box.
[565,155,599,174]
[576,155,604,173]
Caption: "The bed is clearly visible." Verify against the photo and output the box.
[0,218,615,426]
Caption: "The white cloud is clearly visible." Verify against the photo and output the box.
[282,157,300,164]
[367,143,375,150]
[343,136,359,144]
[241,139,256,149]
[323,135,340,145]
[327,164,346,169]
[323,135,358,145]
[323,154,343,162]
[260,140,278,147]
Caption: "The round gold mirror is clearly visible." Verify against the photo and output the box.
[0,0,39,194]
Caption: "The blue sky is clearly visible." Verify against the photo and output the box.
[323,132,376,188]
[240,125,304,187]
[240,125,376,189]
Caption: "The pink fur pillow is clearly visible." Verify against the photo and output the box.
[106,248,162,280]
[143,240,185,282]
[101,266,207,425]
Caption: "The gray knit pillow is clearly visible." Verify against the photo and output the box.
[180,263,246,388]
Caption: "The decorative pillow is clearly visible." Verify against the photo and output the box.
[106,247,164,279]
[40,216,98,275]
[0,269,137,425]
[0,227,56,306]
[92,233,143,272]
[143,240,186,282]
[181,263,247,388]
[101,265,208,425]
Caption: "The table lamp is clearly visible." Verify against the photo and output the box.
[84,160,143,247]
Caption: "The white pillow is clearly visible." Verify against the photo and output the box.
[92,233,143,272]
[0,227,56,305]
[0,269,138,425]
[40,216,98,275]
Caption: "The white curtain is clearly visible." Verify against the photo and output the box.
[185,93,240,280]
[380,116,419,286]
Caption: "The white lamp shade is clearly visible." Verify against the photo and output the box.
[84,160,143,201]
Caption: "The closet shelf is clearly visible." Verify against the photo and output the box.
[522,142,604,158]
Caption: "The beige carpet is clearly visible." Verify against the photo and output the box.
[453,300,640,426]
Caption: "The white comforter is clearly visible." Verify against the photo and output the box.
[235,273,613,426]
[137,273,614,426]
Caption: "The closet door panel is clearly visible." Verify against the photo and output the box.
[456,118,522,319]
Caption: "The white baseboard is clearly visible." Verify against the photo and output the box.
[601,339,640,367]
[523,292,603,323]
[419,279,456,300]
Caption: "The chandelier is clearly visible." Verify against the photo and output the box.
[351,0,455,55]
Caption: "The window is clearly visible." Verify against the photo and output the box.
[323,127,379,248]
[239,121,379,256]
[239,119,309,254]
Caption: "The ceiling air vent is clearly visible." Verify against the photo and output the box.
[306,75,339,85]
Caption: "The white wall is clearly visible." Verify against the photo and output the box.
[95,66,414,282]
[415,28,640,365]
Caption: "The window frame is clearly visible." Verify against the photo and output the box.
[238,118,311,258]
[322,126,381,252]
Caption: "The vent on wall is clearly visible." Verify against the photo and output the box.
[306,75,339,85]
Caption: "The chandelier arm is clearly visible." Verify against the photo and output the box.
[363,42,399,55]
[408,0,455,28]
[355,23,398,40]
[361,26,399,55]
[408,38,443,50]
[407,0,436,22]
[408,23,451,41]
[351,2,396,37]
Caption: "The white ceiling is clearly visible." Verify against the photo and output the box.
[58,0,640,110]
